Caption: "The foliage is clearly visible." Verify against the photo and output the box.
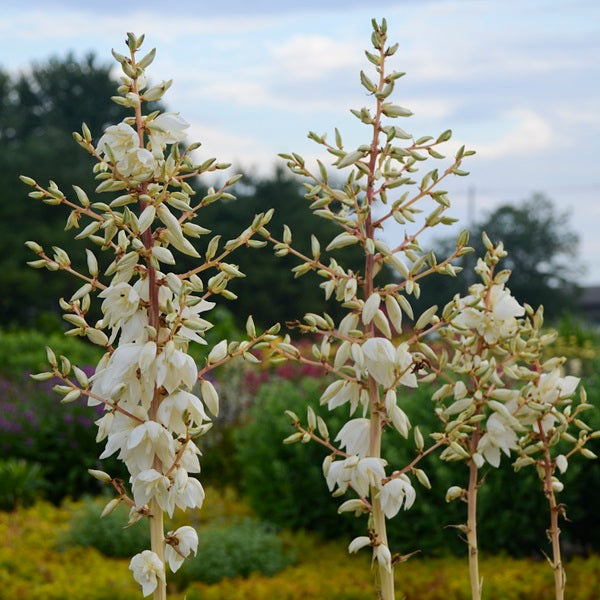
[549,313,600,376]
[0,328,102,378]
[195,168,372,330]
[62,498,150,558]
[417,195,582,321]
[0,500,146,600]
[183,554,600,600]
[175,518,293,586]
[0,371,125,501]
[0,458,46,510]
[2,499,600,600]
[234,376,600,557]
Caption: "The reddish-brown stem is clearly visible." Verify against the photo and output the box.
[130,45,166,600]
[539,420,565,600]
[293,423,350,458]
[362,43,395,600]
[466,423,482,600]
[383,437,447,483]
[61,377,145,424]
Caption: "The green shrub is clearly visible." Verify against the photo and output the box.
[175,518,293,585]
[0,329,102,379]
[62,498,150,558]
[0,459,46,510]
[234,376,600,556]
[0,373,127,502]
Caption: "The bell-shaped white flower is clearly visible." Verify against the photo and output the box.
[117,147,158,181]
[129,550,165,597]
[147,112,189,157]
[171,473,205,511]
[362,337,396,388]
[131,469,172,514]
[98,406,147,459]
[477,413,518,467]
[157,390,210,434]
[536,370,579,405]
[155,345,198,393]
[176,298,215,344]
[324,458,353,494]
[97,123,138,163]
[351,457,387,497]
[99,282,140,327]
[126,421,175,473]
[178,440,202,474]
[335,418,371,457]
[165,525,198,572]
[378,475,416,518]
[453,283,524,344]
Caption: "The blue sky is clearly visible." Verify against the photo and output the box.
[2,0,599,283]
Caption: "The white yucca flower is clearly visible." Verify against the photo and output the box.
[165,525,198,572]
[129,550,165,597]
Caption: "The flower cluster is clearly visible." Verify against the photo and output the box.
[270,19,474,599]
[24,33,277,597]
[432,238,598,600]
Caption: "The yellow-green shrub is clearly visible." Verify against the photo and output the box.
[1,499,599,600]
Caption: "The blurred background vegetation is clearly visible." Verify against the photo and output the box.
[0,53,599,598]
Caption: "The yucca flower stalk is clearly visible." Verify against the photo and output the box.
[513,345,597,600]
[268,19,474,599]
[433,238,598,600]
[23,32,276,598]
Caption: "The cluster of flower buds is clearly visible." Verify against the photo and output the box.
[434,237,596,483]
[24,32,278,597]
[432,237,598,599]
[270,19,474,599]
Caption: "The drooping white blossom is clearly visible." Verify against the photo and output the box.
[126,421,176,473]
[335,418,371,457]
[132,469,173,515]
[378,475,416,518]
[147,112,189,156]
[476,413,518,468]
[129,550,165,597]
[99,282,140,327]
[362,337,397,388]
[97,123,138,162]
[165,525,198,572]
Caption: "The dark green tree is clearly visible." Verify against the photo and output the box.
[195,168,370,330]
[0,53,162,326]
[416,194,581,321]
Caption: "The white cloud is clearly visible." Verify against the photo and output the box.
[186,122,274,176]
[269,34,362,81]
[1,9,274,42]
[469,109,553,160]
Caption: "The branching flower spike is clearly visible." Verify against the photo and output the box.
[269,19,475,600]
[24,32,277,599]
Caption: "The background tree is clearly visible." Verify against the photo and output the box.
[194,167,371,330]
[416,194,582,321]
[0,53,162,326]
[1,51,367,332]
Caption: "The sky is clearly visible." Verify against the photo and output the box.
[2,0,600,283]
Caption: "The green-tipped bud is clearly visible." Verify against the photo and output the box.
[19,175,37,186]
[88,469,112,484]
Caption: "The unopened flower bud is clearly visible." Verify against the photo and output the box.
[445,486,464,502]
